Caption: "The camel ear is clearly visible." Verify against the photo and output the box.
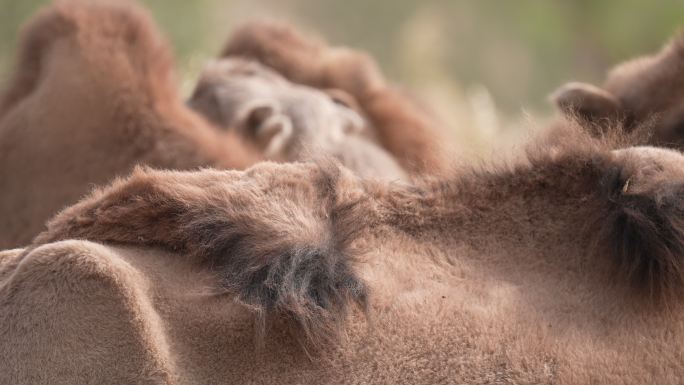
[238,102,293,157]
[550,82,621,121]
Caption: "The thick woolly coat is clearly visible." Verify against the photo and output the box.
[4,125,684,384]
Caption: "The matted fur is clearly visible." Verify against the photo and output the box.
[34,123,684,330]
[595,147,684,299]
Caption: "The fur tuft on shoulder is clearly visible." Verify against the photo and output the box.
[534,122,684,300]
[34,163,371,349]
[592,149,684,301]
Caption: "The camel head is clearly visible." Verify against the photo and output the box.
[188,58,366,162]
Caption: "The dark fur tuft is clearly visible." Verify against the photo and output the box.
[34,165,370,349]
[596,164,684,300]
[180,179,370,348]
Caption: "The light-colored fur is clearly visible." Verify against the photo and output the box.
[221,20,452,177]
[188,57,407,181]
[4,123,684,384]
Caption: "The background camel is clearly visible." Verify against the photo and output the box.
[0,0,262,250]
[188,57,407,180]
[551,33,684,147]
[4,1,684,383]
[221,20,451,177]
[4,122,684,384]
[0,0,447,249]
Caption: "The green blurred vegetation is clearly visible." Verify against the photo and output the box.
[1,0,683,154]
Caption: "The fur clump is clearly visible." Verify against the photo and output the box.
[34,165,370,348]
[192,216,368,347]
[595,156,684,300]
[536,124,684,300]
[378,121,684,303]
[180,190,370,347]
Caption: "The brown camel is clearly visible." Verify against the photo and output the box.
[0,1,447,249]
[551,33,684,147]
[3,121,684,383]
[0,0,262,249]
[221,19,452,177]
[188,57,407,180]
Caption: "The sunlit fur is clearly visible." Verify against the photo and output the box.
[14,121,684,383]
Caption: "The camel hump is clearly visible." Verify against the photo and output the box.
[0,240,174,383]
[0,0,174,117]
[597,146,684,300]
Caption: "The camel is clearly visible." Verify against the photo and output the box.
[3,120,684,384]
[221,20,451,177]
[0,0,262,249]
[188,57,407,180]
[0,0,447,249]
[4,1,683,383]
[551,33,684,147]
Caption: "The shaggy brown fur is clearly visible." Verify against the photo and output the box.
[0,0,262,249]
[551,33,684,147]
[33,162,370,347]
[7,122,684,383]
[188,57,407,180]
[222,20,451,176]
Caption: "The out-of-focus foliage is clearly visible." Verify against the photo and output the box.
[1,0,682,155]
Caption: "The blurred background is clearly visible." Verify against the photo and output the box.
[1,0,683,157]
